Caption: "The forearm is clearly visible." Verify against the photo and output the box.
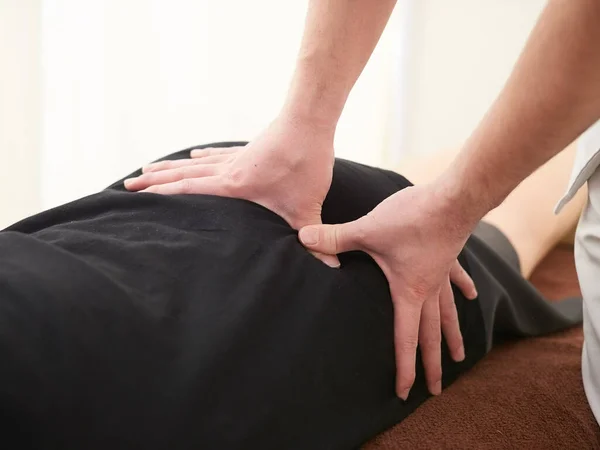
[282,0,397,129]
[440,0,600,225]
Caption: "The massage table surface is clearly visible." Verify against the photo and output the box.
[365,245,600,449]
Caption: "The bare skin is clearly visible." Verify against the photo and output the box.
[298,0,600,400]
[401,141,586,279]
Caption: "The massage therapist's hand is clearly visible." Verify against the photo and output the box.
[124,114,340,268]
[298,183,478,399]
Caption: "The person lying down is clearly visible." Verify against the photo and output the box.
[0,141,584,449]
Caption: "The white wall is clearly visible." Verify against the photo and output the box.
[40,0,408,210]
[403,0,546,156]
[0,0,41,228]
[1,0,548,224]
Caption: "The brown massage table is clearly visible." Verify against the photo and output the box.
[365,245,600,449]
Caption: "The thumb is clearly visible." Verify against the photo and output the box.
[298,221,363,255]
[294,214,341,269]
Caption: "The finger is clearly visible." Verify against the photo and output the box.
[294,213,341,269]
[143,157,230,173]
[439,279,465,362]
[182,154,236,166]
[125,165,220,191]
[449,260,478,299]
[419,294,443,396]
[140,176,224,195]
[298,219,366,255]
[190,147,241,158]
[308,250,341,269]
[393,297,422,400]
[301,219,341,268]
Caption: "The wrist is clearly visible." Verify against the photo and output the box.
[269,111,336,165]
[281,61,349,131]
[431,167,497,236]
[276,105,337,156]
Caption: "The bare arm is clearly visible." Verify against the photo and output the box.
[282,0,398,129]
[299,0,600,400]
[441,0,600,225]
[127,0,480,399]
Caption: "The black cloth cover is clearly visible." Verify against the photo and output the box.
[0,142,580,449]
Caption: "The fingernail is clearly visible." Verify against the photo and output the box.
[124,178,135,187]
[433,380,442,395]
[325,258,341,269]
[456,346,465,362]
[398,389,410,401]
[190,149,201,156]
[471,288,478,299]
[299,227,319,246]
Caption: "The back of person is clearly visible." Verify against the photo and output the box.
[0,154,485,449]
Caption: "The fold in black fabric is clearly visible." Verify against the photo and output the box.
[0,142,579,449]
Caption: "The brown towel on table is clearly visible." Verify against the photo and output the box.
[365,245,600,450]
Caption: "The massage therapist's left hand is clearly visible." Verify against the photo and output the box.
[124,114,341,268]
[298,183,478,400]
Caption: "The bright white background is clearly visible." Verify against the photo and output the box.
[0,0,546,228]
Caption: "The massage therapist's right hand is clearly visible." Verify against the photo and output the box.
[299,183,478,400]
[124,113,340,268]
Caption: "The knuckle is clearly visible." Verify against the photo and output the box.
[439,294,455,310]
[177,179,193,193]
[397,336,419,354]
[135,174,148,184]
[399,372,416,389]
[440,307,456,324]
[407,284,430,303]
[426,316,441,336]
[421,331,441,348]
[226,167,246,189]
[330,227,342,253]
[181,166,195,178]
[141,175,156,186]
